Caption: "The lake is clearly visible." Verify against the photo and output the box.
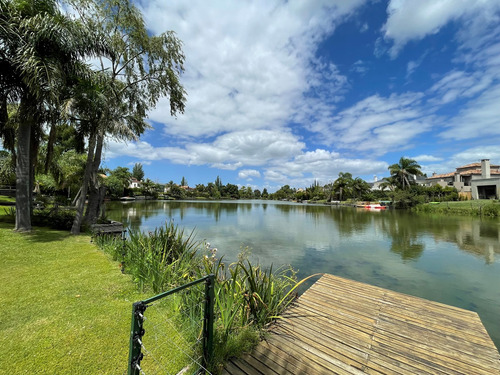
[106,200,500,349]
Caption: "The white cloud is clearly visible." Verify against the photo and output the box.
[351,60,369,74]
[422,146,500,176]
[410,155,443,163]
[439,83,500,140]
[318,92,433,153]
[429,70,494,105]
[127,160,152,166]
[139,0,365,139]
[406,51,428,78]
[263,149,388,187]
[451,146,500,166]
[382,0,500,57]
[105,129,305,167]
[238,169,261,181]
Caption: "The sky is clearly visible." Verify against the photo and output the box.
[101,0,500,191]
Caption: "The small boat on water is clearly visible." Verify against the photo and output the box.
[356,202,388,210]
[363,204,387,210]
[120,196,136,201]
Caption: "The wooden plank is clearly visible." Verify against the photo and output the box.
[223,274,500,375]
[270,332,370,375]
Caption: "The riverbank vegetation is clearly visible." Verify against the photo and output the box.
[96,221,309,372]
[415,200,500,217]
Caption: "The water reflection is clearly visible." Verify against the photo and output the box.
[108,200,500,265]
[105,200,500,349]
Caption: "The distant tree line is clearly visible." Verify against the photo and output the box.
[99,157,461,206]
[165,176,269,200]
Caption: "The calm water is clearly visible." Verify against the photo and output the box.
[106,200,500,349]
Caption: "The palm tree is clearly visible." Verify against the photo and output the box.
[351,177,370,200]
[333,172,353,201]
[379,176,398,192]
[1,0,108,231]
[388,157,423,190]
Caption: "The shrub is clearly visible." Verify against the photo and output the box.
[95,222,314,372]
[32,207,76,230]
[482,204,499,217]
[3,206,76,230]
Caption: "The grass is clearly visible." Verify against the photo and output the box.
[97,224,308,373]
[0,220,190,374]
[1,210,307,374]
[415,199,500,217]
[0,194,15,204]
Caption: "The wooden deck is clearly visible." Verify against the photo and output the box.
[223,274,500,375]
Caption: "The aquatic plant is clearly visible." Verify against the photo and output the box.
[96,221,310,372]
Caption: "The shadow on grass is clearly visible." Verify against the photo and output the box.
[0,221,72,243]
[26,227,71,243]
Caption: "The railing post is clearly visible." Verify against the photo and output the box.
[128,301,147,375]
[202,274,215,372]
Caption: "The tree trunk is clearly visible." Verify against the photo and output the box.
[71,132,97,234]
[30,121,40,217]
[98,185,107,220]
[44,123,57,173]
[15,114,32,232]
[84,131,104,225]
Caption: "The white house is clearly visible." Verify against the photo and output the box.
[129,178,142,189]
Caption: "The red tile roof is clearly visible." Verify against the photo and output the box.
[427,169,500,179]
[457,162,500,170]
[459,169,500,176]
[427,172,455,179]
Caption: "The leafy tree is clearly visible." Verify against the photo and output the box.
[0,150,15,186]
[215,176,223,191]
[306,180,325,201]
[104,166,131,198]
[36,149,86,200]
[239,186,254,199]
[132,163,144,181]
[165,180,174,192]
[1,0,108,231]
[332,172,353,201]
[379,177,398,192]
[207,182,220,199]
[181,176,187,186]
[224,183,239,199]
[70,0,186,233]
[253,189,261,199]
[262,188,269,199]
[169,184,185,200]
[273,185,295,200]
[388,157,423,190]
[351,177,371,200]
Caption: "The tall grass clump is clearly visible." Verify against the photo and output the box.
[96,221,311,373]
[96,221,199,293]
[198,250,316,371]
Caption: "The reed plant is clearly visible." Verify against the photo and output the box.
[96,221,311,372]
[96,221,199,293]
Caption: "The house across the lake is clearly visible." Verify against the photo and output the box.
[426,159,500,200]
[129,178,142,189]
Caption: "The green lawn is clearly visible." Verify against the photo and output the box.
[0,194,15,204]
[0,222,147,374]
[428,200,496,207]
[416,199,500,217]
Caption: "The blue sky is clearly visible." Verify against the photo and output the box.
[102,0,500,191]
